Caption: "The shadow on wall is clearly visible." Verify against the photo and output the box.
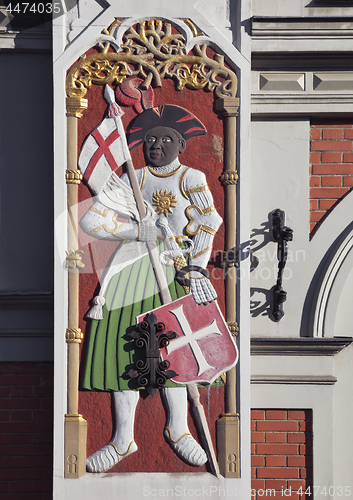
[250,213,276,322]
[250,286,274,319]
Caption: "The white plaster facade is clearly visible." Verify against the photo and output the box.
[250,1,353,498]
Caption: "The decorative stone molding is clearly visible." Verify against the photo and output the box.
[251,91,353,115]
[250,337,353,356]
[313,73,353,91]
[251,375,337,385]
[0,30,52,51]
[0,329,52,337]
[259,73,305,91]
[251,16,353,53]
[254,72,353,94]
[0,293,53,310]
[251,16,353,112]
[251,16,353,40]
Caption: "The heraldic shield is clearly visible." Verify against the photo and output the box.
[137,294,239,385]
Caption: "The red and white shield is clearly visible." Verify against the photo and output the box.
[136,294,238,385]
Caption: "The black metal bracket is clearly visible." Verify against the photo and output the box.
[220,248,239,268]
[271,209,293,322]
[127,312,178,395]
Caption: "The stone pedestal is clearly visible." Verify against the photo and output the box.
[64,415,87,478]
[216,413,240,478]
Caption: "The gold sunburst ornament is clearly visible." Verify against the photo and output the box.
[152,190,178,216]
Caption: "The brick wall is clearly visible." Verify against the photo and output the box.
[0,362,53,500]
[0,366,314,498]
[310,120,353,234]
[251,409,313,499]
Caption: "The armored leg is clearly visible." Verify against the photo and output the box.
[86,390,139,473]
[162,387,207,467]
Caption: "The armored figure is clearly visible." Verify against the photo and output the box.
[80,105,222,473]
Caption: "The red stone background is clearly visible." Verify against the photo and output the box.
[251,409,313,500]
[77,45,227,473]
[80,386,224,474]
[310,120,353,234]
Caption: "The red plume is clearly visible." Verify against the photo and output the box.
[115,78,154,114]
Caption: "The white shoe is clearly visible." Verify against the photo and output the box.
[164,427,207,466]
[86,440,137,473]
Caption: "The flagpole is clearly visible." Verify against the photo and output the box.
[105,86,171,305]
[104,86,219,477]
[125,157,171,304]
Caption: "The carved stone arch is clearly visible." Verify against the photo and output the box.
[102,16,208,54]
[65,18,239,117]
[305,188,353,338]
[312,223,353,338]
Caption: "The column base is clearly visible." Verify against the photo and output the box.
[64,414,87,478]
[216,413,240,478]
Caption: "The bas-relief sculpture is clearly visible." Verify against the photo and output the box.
[80,96,227,470]
[64,19,240,478]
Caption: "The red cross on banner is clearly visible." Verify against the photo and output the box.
[78,113,131,195]
[83,129,121,184]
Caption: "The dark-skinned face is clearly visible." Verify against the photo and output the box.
[144,126,185,167]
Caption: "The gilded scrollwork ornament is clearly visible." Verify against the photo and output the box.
[66,19,238,109]
[183,19,204,38]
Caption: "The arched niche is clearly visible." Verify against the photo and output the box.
[309,191,353,338]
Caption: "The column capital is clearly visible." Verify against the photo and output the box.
[66,97,88,118]
[215,97,240,117]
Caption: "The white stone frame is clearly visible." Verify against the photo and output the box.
[251,363,335,494]
[53,1,251,497]
[251,341,353,497]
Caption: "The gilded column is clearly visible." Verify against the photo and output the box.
[215,96,240,478]
[64,96,88,479]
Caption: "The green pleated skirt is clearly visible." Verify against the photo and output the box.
[81,241,187,391]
